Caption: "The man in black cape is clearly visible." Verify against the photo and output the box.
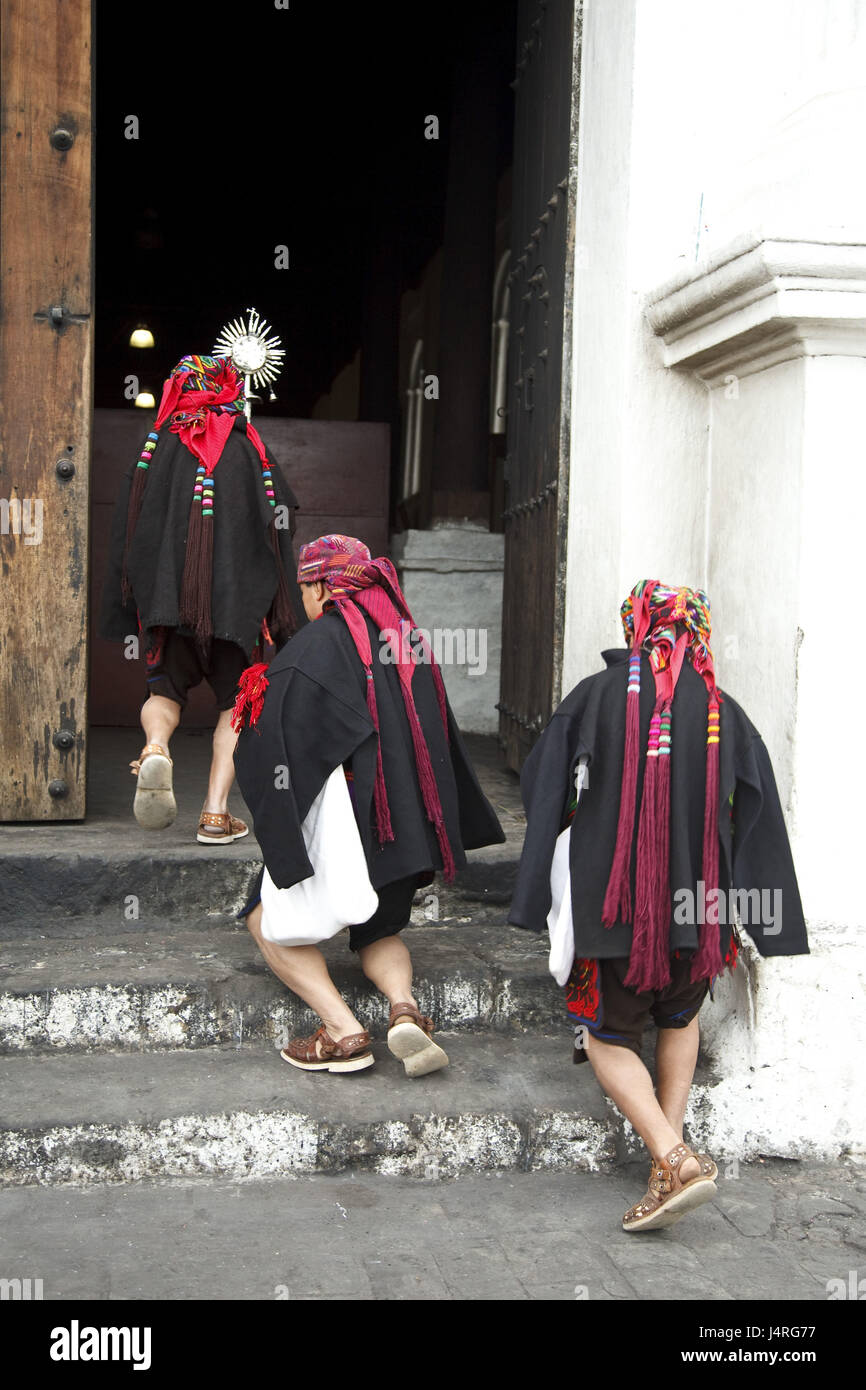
[509,581,808,1231]
[100,354,302,841]
[233,533,505,1077]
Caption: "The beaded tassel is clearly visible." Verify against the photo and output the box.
[179,465,214,645]
[691,697,724,982]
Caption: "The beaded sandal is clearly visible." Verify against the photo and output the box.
[130,744,176,830]
[387,1001,449,1078]
[622,1143,718,1233]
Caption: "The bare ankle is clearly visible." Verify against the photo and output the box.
[323,1018,364,1043]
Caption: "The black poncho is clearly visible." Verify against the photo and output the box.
[234,605,506,891]
[509,649,808,960]
[100,415,303,657]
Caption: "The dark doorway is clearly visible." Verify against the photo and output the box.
[92,0,519,726]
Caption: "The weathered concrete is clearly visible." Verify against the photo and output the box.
[0,729,523,924]
[0,922,558,1052]
[1,1162,862,1300]
[0,1035,625,1186]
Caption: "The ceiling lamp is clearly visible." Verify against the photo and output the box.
[134,391,156,409]
[129,325,155,348]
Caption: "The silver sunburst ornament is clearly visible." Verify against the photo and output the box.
[213,307,285,418]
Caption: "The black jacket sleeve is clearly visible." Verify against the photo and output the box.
[508,711,585,932]
[731,734,809,956]
[234,667,375,890]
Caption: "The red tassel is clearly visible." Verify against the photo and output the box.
[602,654,642,926]
[691,697,723,982]
[231,662,270,733]
[365,673,395,845]
[649,732,673,987]
[626,703,672,993]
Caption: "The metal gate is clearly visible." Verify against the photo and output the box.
[498,0,582,771]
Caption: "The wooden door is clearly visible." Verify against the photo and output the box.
[498,0,582,770]
[0,0,93,819]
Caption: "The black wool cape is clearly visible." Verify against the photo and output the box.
[99,415,304,656]
[509,649,809,961]
[234,605,506,892]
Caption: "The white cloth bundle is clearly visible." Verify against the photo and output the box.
[546,756,589,985]
[260,765,379,946]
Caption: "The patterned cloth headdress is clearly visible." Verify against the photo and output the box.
[233,533,456,880]
[121,355,294,648]
[601,581,722,990]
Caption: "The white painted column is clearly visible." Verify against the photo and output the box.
[562,0,866,1156]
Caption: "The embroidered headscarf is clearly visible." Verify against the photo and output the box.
[233,533,456,880]
[121,355,294,648]
[602,581,722,990]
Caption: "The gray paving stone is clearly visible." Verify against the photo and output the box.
[0,1164,862,1301]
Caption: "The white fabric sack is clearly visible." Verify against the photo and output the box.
[260,766,379,946]
[546,756,589,985]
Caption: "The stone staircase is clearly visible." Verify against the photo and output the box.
[0,731,715,1188]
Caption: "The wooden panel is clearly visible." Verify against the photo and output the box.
[498,0,581,770]
[0,0,93,818]
[89,411,391,726]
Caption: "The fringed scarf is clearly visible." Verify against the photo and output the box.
[601,581,723,991]
[121,354,295,650]
[233,533,456,881]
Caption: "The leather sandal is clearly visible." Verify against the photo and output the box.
[197,811,250,844]
[387,1001,449,1078]
[622,1142,718,1233]
[280,1026,374,1074]
[130,744,176,830]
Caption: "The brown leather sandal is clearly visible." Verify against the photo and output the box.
[387,1001,449,1078]
[622,1142,718,1232]
[197,811,250,845]
[130,744,176,830]
[280,1026,374,1074]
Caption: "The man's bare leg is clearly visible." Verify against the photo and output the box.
[585,1033,700,1180]
[135,694,180,829]
[245,903,365,1044]
[655,1016,701,1140]
[357,936,417,1012]
[140,693,180,752]
[204,708,238,815]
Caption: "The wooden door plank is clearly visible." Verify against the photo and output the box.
[0,0,93,818]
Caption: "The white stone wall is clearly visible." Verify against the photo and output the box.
[564,0,866,1157]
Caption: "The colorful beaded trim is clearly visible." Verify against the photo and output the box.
[136,431,159,471]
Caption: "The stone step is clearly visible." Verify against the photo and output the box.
[0,1034,643,1187]
[0,921,560,1053]
[0,728,523,926]
[0,851,517,931]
